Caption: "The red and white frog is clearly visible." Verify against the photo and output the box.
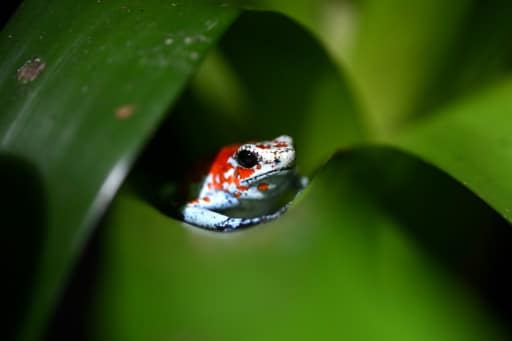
[181,135,307,231]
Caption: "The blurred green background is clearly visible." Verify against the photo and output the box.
[1,0,512,340]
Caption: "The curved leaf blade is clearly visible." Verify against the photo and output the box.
[0,1,238,339]
[390,79,512,223]
[91,149,507,340]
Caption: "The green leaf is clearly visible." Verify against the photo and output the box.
[390,79,512,223]
[91,149,506,340]
[348,0,472,134]
[0,1,238,339]
[347,0,512,136]
[411,0,512,117]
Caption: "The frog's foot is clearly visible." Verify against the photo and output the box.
[182,204,290,231]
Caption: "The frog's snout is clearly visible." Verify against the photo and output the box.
[275,135,293,145]
[279,149,295,166]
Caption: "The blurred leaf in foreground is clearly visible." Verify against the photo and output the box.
[391,79,512,224]
[90,149,507,340]
[0,0,238,339]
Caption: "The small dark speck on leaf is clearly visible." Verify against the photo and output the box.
[17,57,46,84]
[115,104,135,119]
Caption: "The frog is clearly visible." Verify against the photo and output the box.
[180,135,307,231]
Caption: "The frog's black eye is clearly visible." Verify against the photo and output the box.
[236,149,258,168]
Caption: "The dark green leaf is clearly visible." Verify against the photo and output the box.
[390,79,512,223]
[91,149,508,340]
[0,1,238,339]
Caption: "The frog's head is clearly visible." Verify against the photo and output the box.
[230,135,296,190]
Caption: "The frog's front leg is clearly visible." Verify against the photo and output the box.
[181,206,237,230]
[182,205,289,231]
[181,191,289,231]
[181,191,240,230]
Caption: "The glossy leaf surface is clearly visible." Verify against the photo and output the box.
[0,1,238,339]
